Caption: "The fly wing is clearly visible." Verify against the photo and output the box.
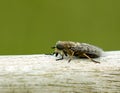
[71,43,103,57]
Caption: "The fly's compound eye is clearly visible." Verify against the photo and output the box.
[56,44,64,50]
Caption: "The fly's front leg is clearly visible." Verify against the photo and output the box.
[83,53,100,64]
[56,54,64,61]
[55,52,58,57]
[56,51,64,61]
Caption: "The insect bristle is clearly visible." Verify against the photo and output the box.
[51,46,56,49]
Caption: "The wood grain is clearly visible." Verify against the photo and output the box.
[0,51,120,93]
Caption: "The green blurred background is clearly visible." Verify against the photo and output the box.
[0,0,120,55]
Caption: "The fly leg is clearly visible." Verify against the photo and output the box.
[83,53,100,64]
[56,54,64,61]
[56,51,67,61]
[68,51,74,63]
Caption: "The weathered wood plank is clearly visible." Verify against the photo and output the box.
[0,51,120,93]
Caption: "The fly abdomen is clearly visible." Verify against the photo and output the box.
[71,43,103,58]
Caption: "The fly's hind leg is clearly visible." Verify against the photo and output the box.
[83,53,100,64]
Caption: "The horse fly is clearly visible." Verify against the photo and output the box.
[52,41,103,63]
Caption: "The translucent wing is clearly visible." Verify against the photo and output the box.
[70,43,103,57]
